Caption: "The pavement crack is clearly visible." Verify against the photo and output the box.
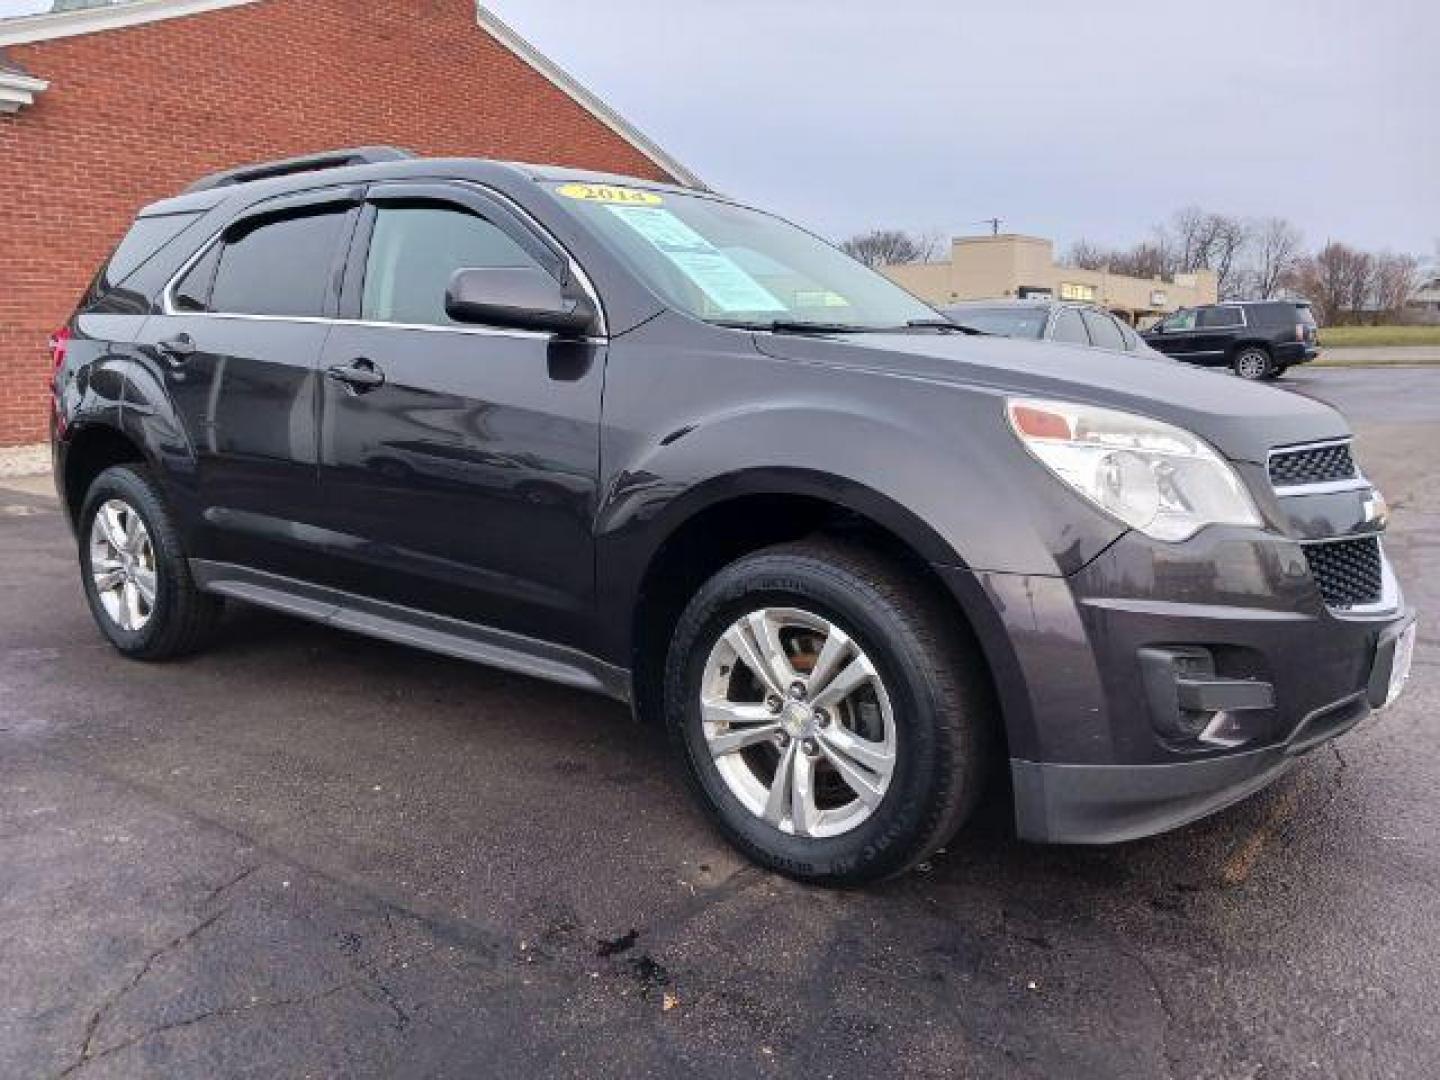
[200,864,259,907]
[1119,943,1180,1080]
[59,908,229,1078]
[54,981,353,1077]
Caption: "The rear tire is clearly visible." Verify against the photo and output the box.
[664,539,991,885]
[78,464,223,660]
[1232,346,1272,380]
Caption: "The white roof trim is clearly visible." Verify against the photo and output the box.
[475,4,703,189]
[0,0,261,46]
[0,68,48,112]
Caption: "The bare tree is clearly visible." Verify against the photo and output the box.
[1369,252,1421,322]
[840,229,940,267]
[1291,242,1372,324]
[1248,217,1304,299]
[1163,208,1251,298]
[1108,241,1173,280]
[1066,239,1109,270]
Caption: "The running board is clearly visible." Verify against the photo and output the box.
[189,560,630,702]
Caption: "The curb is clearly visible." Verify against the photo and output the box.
[0,443,50,480]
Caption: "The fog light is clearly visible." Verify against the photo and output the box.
[1139,646,1274,749]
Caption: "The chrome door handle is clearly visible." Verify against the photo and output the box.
[325,358,385,393]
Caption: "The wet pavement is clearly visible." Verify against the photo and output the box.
[2,367,1437,1078]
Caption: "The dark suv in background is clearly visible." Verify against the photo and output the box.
[1143,299,1320,379]
[50,148,1413,885]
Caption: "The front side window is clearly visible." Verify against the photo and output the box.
[943,306,1048,338]
[362,204,545,326]
[1050,307,1090,345]
[1081,309,1126,351]
[551,183,937,331]
[1197,306,1244,329]
[1162,309,1197,332]
[209,208,350,318]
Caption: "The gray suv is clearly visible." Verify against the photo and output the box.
[51,148,1415,884]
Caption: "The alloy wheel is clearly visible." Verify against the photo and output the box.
[699,607,897,838]
[1234,349,1270,380]
[88,499,157,632]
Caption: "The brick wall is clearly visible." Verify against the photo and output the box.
[0,0,671,446]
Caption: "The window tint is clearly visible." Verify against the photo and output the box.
[362,204,544,326]
[1050,307,1090,345]
[1197,305,1243,329]
[171,242,221,312]
[210,208,349,317]
[1247,302,1289,328]
[106,213,200,285]
[1081,310,1126,351]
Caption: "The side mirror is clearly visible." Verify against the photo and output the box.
[445,266,597,337]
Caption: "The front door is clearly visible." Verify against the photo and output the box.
[315,183,604,648]
[1149,308,1200,359]
[134,192,357,581]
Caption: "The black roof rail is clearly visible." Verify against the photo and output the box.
[182,146,416,194]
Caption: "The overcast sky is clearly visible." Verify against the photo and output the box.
[484,0,1437,257]
[3,0,1434,256]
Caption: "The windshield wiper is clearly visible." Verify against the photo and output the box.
[905,319,987,335]
[713,319,881,335]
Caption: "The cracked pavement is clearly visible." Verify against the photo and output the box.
[2,367,1438,1078]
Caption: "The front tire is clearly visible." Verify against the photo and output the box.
[664,540,991,885]
[1232,346,1273,380]
[79,464,223,660]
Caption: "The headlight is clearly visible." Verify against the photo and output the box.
[1006,398,1262,542]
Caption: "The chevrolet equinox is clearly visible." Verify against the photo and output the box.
[51,148,1416,884]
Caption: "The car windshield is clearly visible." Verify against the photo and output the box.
[549,182,939,330]
[943,306,1048,339]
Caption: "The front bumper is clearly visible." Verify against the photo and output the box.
[937,528,1414,845]
[1013,612,1413,844]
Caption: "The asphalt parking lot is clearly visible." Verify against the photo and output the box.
[2,366,1437,1079]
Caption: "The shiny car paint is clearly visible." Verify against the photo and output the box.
[52,156,1412,845]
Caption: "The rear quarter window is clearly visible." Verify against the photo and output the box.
[104,213,202,285]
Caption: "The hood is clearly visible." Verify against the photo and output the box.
[752,331,1345,464]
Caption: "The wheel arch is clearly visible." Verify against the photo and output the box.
[620,471,1009,758]
[59,422,148,529]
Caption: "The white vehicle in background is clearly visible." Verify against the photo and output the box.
[943,299,1169,360]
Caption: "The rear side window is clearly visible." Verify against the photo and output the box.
[1081,310,1126,350]
[362,204,544,326]
[1050,307,1090,345]
[1197,306,1244,329]
[1295,303,1318,328]
[208,208,350,317]
[105,213,201,284]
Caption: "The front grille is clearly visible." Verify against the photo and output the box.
[1304,536,1383,608]
[1269,442,1357,488]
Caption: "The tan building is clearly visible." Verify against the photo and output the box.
[883,234,1218,324]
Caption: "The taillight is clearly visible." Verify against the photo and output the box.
[1295,323,1305,342]
[48,326,71,376]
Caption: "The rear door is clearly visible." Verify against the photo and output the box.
[314,181,605,647]
[134,188,359,580]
